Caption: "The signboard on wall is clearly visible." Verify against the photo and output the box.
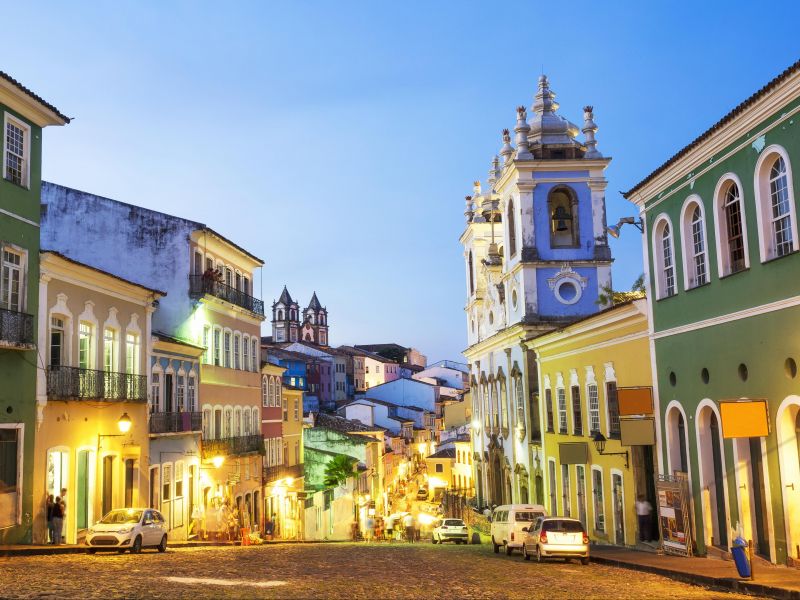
[618,387,654,416]
[558,442,589,465]
[620,417,656,446]
[656,474,693,557]
[719,399,769,438]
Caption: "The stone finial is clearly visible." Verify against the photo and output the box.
[582,105,602,158]
[492,155,502,180]
[464,195,474,223]
[473,180,482,196]
[500,128,514,163]
[515,105,533,160]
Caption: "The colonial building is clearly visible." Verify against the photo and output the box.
[462,75,612,508]
[624,60,800,564]
[528,299,654,548]
[272,288,329,347]
[34,251,161,544]
[39,183,267,532]
[0,72,68,543]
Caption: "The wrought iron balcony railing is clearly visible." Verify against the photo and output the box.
[46,366,147,402]
[262,462,304,483]
[202,434,263,459]
[0,307,34,348]
[149,411,202,435]
[188,275,265,316]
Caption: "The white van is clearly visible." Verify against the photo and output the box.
[490,504,547,555]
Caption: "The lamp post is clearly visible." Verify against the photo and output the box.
[606,216,644,238]
[97,413,134,449]
[591,431,629,469]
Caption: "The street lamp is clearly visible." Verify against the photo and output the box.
[591,431,629,469]
[212,455,225,468]
[607,216,644,238]
[117,413,132,433]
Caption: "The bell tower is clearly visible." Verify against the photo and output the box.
[272,286,300,342]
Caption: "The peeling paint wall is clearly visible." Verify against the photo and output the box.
[40,182,201,338]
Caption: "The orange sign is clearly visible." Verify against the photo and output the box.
[720,399,769,438]
[618,387,654,416]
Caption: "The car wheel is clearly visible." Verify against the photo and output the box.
[505,542,513,556]
[432,534,438,544]
[523,544,530,561]
[87,549,96,555]
[581,557,590,566]
[132,535,142,554]
[158,535,167,553]
[492,537,500,554]
[535,545,544,564]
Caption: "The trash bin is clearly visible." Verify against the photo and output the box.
[731,536,751,578]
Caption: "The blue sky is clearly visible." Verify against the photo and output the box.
[5,1,799,361]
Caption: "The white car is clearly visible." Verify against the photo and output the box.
[521,517,590,564]
[431,518,469,544]
[86,508,168,554]
[490,504,547,555]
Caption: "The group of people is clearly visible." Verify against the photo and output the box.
[45,488,67,545]
[190,498,279,543]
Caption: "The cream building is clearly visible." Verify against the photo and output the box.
[33,251,163,544]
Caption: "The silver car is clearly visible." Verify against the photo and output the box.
[521,517,589,564]
[85,508,168,554]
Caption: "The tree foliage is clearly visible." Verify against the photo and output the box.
[323,454,356,488]
[597,273,646,306]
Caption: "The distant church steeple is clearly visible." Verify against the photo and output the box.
[272,285,300,342]
[301,291,329,346]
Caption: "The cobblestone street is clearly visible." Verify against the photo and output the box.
[0,543,750,599]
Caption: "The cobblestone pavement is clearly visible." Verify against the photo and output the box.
[0,542,751,599]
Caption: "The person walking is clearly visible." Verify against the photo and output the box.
[59,488,67,543]
[365,515,375,543]
[636,494,653,543]
[46,494,55,544]
[264,514,274,541]
[51,496,64,545]
[403,513,414,543]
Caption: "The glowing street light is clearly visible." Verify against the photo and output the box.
[117,413,132,433]
[212,455,225,468]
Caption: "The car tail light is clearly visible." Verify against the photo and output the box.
[539,532,548,544]
[583,533,589,544]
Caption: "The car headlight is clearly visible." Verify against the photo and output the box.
[116,527,134,534]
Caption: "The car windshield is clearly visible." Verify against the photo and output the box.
[542,520,584,533]
[100,509,142,524]
[515,511,543,522]
[443,520,464,527]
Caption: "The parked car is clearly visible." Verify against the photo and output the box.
[85,508,168,554]
[521,516,590,564]
[416,487,429,501]
[490,504,547,555]
[431,518,469,544]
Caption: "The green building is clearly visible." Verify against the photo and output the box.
[625,60,800,565]
[0,72,68,543]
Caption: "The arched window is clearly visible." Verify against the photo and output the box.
[548,187,579,248]
[507,199,517,257]
[468,251,475,295]
[278,309,284,321]
[262,376,268,407]
[269,378,276,407]
[714,177,748,276]
[243,409,251,436]
[652,217,676,299]
[755,148,797,261]
[680,198,708,289]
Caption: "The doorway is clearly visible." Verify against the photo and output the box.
[102,456,114,517]
[612,472,625,545]
[697,406,728,549]
[576,465,587,530]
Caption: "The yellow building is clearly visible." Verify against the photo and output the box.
[33,252,163,544]
[453,439,474,496]
[425,448,454,498]
[527,299,656,547]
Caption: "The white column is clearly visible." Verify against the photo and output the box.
[36,273,50,429]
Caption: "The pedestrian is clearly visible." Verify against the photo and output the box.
[483,505,492,520]
[365,515,375,543]
[385,517,394,542]
[60,488,67,541]
[191,504,204,541]
[241,505,251,545]
[264,514,274,541]
[51,496,64,545]
[403,513,414,543]
[636,494,653,542]
[46,494,55,544]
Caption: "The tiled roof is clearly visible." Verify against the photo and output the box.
[427,447,456,460]
[624,59,800,198]
[313,412,385,434]
[0,71,70,123]
[153,331,205,351]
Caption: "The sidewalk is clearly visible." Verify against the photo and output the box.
[0,539,334,557]
[591,546,800,600]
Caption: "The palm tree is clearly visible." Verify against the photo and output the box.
[324,454,356,488]
[597,273,646,306]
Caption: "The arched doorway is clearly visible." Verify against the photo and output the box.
[777,397,800,560]
[491,453,503,505]
[666,404,689,475]
[697,403,728,550]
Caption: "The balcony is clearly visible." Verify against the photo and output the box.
[0,308,34,349]
[149,411,202,435]
[47,366,147,402]
[262,462,304,483]
[188,275,264,316]
[202,434,263,459]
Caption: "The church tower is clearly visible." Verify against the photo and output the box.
[301,292,329,346]
[272,286,300,342]
[461,74,612,508]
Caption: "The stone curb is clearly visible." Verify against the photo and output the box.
[590,554,800,600]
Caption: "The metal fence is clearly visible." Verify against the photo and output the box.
[46,366,147,401]
[149,411,202,434]
[202,434,263,459]
[0,307,34,346]
[188,275,265,316]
